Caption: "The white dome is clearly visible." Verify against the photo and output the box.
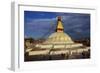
[44,32,74,44]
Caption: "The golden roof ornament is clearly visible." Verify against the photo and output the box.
[56,16,64,32]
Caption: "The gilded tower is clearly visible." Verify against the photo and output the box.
[56,16,64,32]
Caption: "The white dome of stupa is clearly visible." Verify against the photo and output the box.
[44,32,74,44]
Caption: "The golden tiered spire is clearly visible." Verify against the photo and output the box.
[56,16,64,32]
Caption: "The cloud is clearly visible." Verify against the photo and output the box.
[24,17,57,39]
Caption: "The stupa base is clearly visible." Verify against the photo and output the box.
[25,47,90,61]
[36,43,83,49]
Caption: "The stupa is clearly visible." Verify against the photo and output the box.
[36,16,83,49]
[28,16,90,56]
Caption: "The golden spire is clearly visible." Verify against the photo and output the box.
[56,16,64,32]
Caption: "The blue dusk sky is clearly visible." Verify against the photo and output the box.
[24,11,90,40]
